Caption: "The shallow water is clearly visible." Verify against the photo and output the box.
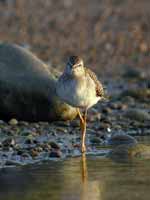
[0,153,150,200]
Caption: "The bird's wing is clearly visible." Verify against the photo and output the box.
[85,68,104,97]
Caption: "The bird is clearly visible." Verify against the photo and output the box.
[56,56,104,153]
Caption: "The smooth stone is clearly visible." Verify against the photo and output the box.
[0,120,5,125]
[21,129,35,136]
[30,149,39,157]
[70,120,80,127]
[120,88,150,101]
[123,66,146,79]
[49,142,60,149]
[5,160,24,166]
[8,118,18,125]
[90,136,102,144]
[124,109,150,122]
[2,138,15,147]
[107,134,137,146]
[108,144,150,159]
[0,43,77,121]
[49,150,62,158]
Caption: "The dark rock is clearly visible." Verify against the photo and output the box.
[49,150,62,158]
[25,135,38,144]
[124,109,150,122]
[5,160,23,166]
[2,138,15,147]
[49,142,60,149]
[102,107,112,114]
[108,144,150,159]
[0,43,77,121]
[30,149,39,157]
[123,66,146,79]
[41,143,51,151]
[107,134,137,146]
[120,88,150,101]
[90,136,102,144]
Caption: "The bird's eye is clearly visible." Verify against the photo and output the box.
[78,64,81,67]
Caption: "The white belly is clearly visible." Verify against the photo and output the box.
[56,76,100,109]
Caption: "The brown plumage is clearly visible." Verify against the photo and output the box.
[56,55,105,153]
[85,68,104,97]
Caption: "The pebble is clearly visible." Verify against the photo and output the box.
[2,138,15,147]
[107,134,137,146]
[49,150,62,158]
[70,120,80,127]
[90,137,102,144]
[49,142,60,150]
[123,67,146,79]
[8,118,18,126]
[102,107,112,114]
[30,149,39,157]
[21,129,36,136]
[108,144,150,159]
[124,109,150,122]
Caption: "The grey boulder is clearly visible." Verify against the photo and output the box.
[0,42,77,121]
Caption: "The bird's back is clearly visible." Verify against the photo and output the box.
[85,67,104,97]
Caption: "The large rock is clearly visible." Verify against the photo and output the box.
[108,144,150,160]
[0,43,77,121]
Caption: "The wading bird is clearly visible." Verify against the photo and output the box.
[56,56,104,152]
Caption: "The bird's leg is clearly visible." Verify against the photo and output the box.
[81,152,88,183]
[77,108,84,133]
[81,109,87,153]
[77,108,88,153]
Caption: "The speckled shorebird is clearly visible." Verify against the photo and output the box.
[56,56,104,152]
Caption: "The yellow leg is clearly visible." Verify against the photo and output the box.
[77,108,87,153]
[81,109,87,153]
[81,152,88,183]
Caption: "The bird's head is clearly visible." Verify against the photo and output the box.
[65,56,85,77]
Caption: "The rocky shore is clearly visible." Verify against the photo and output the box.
[0,65,149,167]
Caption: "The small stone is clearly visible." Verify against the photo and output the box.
[107,134,137,146]
[124,109,150,122]
[70,120,80,127]
[17,149,24,156]
[0,120,5,125]
[8,118,18,125]
[42,143,51,151]
[36,147,43,152]
[108,144,150,159]
[102,107,112,114]
[120,88,150,101]
[99,122,111,130]
[30,149,39,157]
[19,121,29,126]
[53,121,70,127]
[56,127,68,133]
[21,129,35,136]
[2,138,15,147]
[25,135,38,144]
[49,142,60,149]
[123,67,146,79]
[49,150,62,158]
[88,113,101,122]
[90,137,102,144]
[5,160,23,166]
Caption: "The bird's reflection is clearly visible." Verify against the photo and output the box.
[81,153,88,183]
[81,153,102,200]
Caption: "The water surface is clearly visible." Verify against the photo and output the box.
[0,154,150,200]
